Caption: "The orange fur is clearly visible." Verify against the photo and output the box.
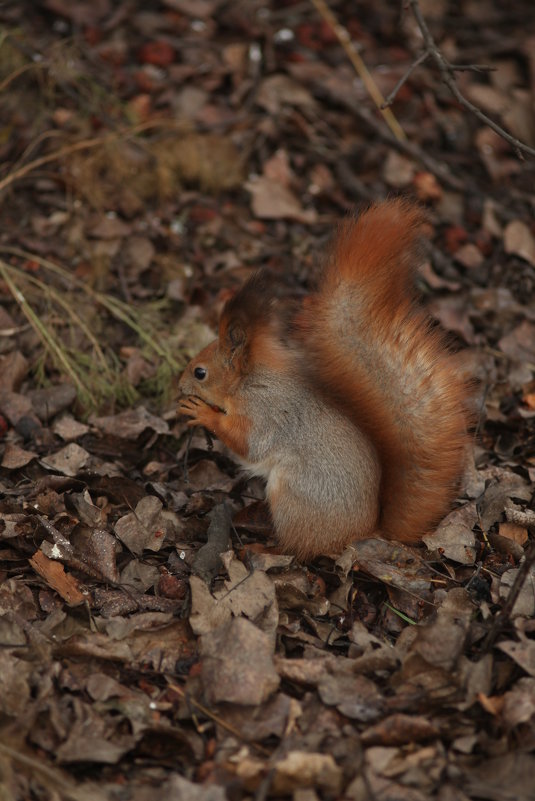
[298,199,469,541]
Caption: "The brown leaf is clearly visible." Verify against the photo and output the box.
[454,243,484,269]
[41,443,91,477]
[0,391,40,426]
[246,176,317,223]
[339,538,432,598]
[1,443,37,469]
[423,503,477,564]
[0,651,31,716]
[200,617,280,705]
[91,406,169,439]
[498,521,529,545]
[114,495,181,554]
[477,474,532,532]
[53,415,90,441]
[361,713,439,746]
[124,236,155,274]
[502,677,535,727]
[477,693,504,716]
[497,566,535,617]
[270,751,343,795]
[498,320,535,363]
[0,352,29,392]
[88,214,132,239]
[191,503,231,581]
[28,385,76,421]
[318,671,382,722]
[412,589,474,671]
[30,550,86,606]
[263,149,294,188]
[504,220,535,265]
[464,753,535,801]
[497,637,535,677]
[256,74,316,115]
[189,560,276,636]
[382,151,416,188]
[70,525,119,583]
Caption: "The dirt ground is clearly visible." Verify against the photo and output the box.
[0,1,535,799]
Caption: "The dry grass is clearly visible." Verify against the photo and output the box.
[0,248,184,413]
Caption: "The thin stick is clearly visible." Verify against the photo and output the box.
[166,681,271,757]
[0,742,78,799]
[309,0,406,142]
[408,0,535,159]
[382,50,430,108]
[483,536,535,650]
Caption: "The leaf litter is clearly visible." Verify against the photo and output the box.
[0,0,534,799]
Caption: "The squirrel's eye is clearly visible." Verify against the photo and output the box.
[194,366,207,381]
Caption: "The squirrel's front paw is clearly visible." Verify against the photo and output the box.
[178,396,220,431]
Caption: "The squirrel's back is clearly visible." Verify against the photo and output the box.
[298,199,470,542]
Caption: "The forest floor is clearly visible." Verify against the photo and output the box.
[0,1,535,799]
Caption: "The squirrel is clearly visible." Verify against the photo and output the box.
[178,199,470,560]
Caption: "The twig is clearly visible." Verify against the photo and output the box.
[483,534,535,650]
[348,101,466,193]
[449,64,496,74]
[408,0,535,159]
[166,680,271,757]
[0,742,78,799]
[382,50,430,108]
[309,0,406,142]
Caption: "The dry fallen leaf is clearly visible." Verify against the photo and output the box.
[200,617,280,705]
[90,406,169,439]
[114,495,181,554]
[498,320,535,363]
[270,751,343,795]
[30,550,86,606]
[423,503,477,564]
[497,638,535,677]
[256,74,316,114]
[1,443,37,469]
[41,443,91,476]
[504,220,535,266]
[246,176,318,224]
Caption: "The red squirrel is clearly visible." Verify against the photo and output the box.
[178,200,470,559]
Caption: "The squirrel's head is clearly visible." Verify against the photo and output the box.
[179,271,297,410]
[178,324,249,411]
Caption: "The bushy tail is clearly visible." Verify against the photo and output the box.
[298,199,470,541]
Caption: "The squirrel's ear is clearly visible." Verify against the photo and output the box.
[227,322,246,350]
[221,320,249,366]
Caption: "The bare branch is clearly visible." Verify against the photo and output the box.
[449,64,497,74]
[382,49,430,108]
[483,535,535,650]
[408,0,535,159]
